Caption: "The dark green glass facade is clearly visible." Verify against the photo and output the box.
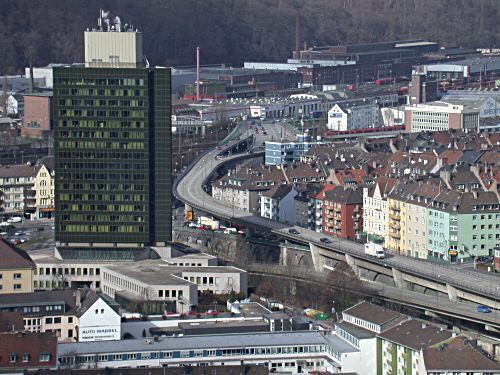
[53,67,171,259]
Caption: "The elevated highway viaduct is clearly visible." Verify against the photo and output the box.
[174,120,500,332]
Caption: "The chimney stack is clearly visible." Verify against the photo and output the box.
[293,8,300,59]
[196,47,200,101]
[75,289,82,308]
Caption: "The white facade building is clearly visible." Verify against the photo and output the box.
[78,296,121,342]
[0,164,37,218]
[101,262,247,313]
[260,185,297,223]
[57,331,362,373]
[327,102,380,131]
[363,178,397,246]
[404,101,480,132]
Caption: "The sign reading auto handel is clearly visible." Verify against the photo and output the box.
[80,326,121,342]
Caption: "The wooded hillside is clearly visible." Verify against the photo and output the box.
[0,0,497,74]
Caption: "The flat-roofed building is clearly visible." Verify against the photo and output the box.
[101,261,247,313]
[404,101,480,133]
[57,330,361,373]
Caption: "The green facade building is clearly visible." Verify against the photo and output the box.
[53,66,172,260]
[427,190,499,262]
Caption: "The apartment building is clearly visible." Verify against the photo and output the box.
[386,184,417,255]
[309,184,336,233]
[335,301,407,375]
[363,177,398,246]
[265,141,314,166]
[212,166,285,214]
[0,240,35,294]
[322,187,363,241]
[34,156,55,219]
[378,320,453,375]
[0,164,37,219]
[0,331,57,371]
[418,336,500,374]
[403,183,441,259]
[261,185,297,223]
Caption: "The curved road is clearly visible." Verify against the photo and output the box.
[174,120,500,309]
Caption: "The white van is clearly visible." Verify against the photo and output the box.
[8,217,22,223]
[224,228,237,235]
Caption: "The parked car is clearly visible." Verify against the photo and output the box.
[7,217,22,223]
[187,222,198,228]
[320,238,332,244]
[0,221,10,227]
[477,305,492,313]
[196,225,207,230]
[288,228,300,235]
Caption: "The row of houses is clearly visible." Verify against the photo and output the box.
[212,130,500,261]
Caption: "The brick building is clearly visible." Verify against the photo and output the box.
[21,92,53,139]
[0,331,57,371]
[322,187,363,240]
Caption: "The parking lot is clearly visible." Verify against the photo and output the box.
[0,219,55,251]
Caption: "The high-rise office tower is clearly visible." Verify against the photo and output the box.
[54,12,171,260]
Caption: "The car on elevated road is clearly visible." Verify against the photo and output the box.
[477,305,492,313]
[320,238,332,244]
[288,228,300,235]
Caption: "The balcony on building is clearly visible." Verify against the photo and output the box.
[389,212,401,220]
[389,230,400,239]
[389,221,400,230]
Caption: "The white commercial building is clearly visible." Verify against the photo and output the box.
[57,330,362,373]
[404,101,480,132]
[101,261,247,313]
[327,101,380,131]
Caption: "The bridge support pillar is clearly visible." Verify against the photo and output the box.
[345,254,360,277]
[392,268,408,289]
[446,284,458,301]
[485,325,500,333]
[309,243,323,272]
[246,227,254,238]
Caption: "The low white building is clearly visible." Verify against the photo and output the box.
[101,261,248,313]
[327,101,380,131]
[57,330,361,373]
